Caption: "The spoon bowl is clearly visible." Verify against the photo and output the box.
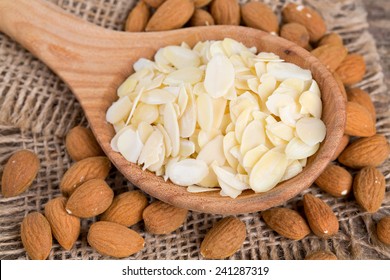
[0,0,345,214]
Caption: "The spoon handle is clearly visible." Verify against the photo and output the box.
[0,0,143,100]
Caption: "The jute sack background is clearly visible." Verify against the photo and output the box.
[0,0,389,260]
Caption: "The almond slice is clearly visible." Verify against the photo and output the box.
[240,119,266,155]
[140,89,176,104]
[117,127,144,163]
[197,135,225,166]
[197,93,214,131]
[179,89,197,138]
[212,165,249,191]
[163,103,180,157]
[167,159,208,186]
[163,46,200,69]
[250,148,288,192]
[299,90,322,118]
[296,117,326,146]
[179,140,196,158]
[242,144,269,171]
[106,96,132,124]
[164,67,203,85]
[267,62,312,81]
[137,122,154,144]
[285,137,320,160]
[223,132,239,170]
[138,129,164,169]
[281,160,303,181]
[204,54,235,98]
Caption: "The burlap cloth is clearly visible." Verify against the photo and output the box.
[0,0,389,260]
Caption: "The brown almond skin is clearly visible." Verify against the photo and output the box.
[305,250,338,260]
[303,194,339,238]
[60,156,111,196]
[262,208,311,240]
[200,216,246,259]
[280,22,310,49]
[353,167,385,213]
[311,44,348,72]
[194,0,212,8]
[241,2,279,33]
[314,164,352,197]
[347,88,376,122]
[65,126,104,161]
[345,101,376,137]
[44,197,80,250]
[318,33,343,47]
[210,0,240,25]
[377,216,390,245]
[143,0,165,8]
[142,201,188,234]
[100,191,148,227]
[333,72,348,101]
[87,221,144,258]
[331,134,350,161]
[21,212,52,260]
[338,135,390,168]
[335,54,366,86]
[190,9,215,26]
[1,150,40,197]
[125,1,151,32]
[282,3,327,42]
[66,179,114,218]
[145,0,194,31]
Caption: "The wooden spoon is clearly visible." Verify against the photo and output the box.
[0,0,345,214]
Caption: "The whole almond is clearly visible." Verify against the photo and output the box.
[262,208,311,240]
[305,250,338,260]
[210,0,240,25]
[100,191,148,227]
[44,197,80,250]
[314,164,352,197]
[194,0,212,8]
[145,0,194,31]
[303,194,339,238]
[66,179,114,218]
[282,3,326,42]
[65,126,104,161]
[331,134,350,161]
[333,72,347,101]
[353,167,385,213]
[338,135,390,168]
[21,212,52,260]
[318,32,343,47]
[87,221,144,258]
[190,9,215,26]
[311,44,348,72]
[377,216,390,245]
[200,216,246,259]
[60,156,111,196]
[280,22,310,48]
[142,201,188,234]
[241,2,279,33]
[143,0,165,8]
[125,1,151,32]
[347,88,376,122]
[345,101,376,137]
[1,150,39,197]
[335,54,366,86]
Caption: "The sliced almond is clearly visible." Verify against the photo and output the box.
[204,54,235,98]
[250,148,288,192]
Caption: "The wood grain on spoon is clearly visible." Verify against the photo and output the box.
[0,0,346,214]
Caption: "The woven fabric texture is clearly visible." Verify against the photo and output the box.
[0,0,389,260]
